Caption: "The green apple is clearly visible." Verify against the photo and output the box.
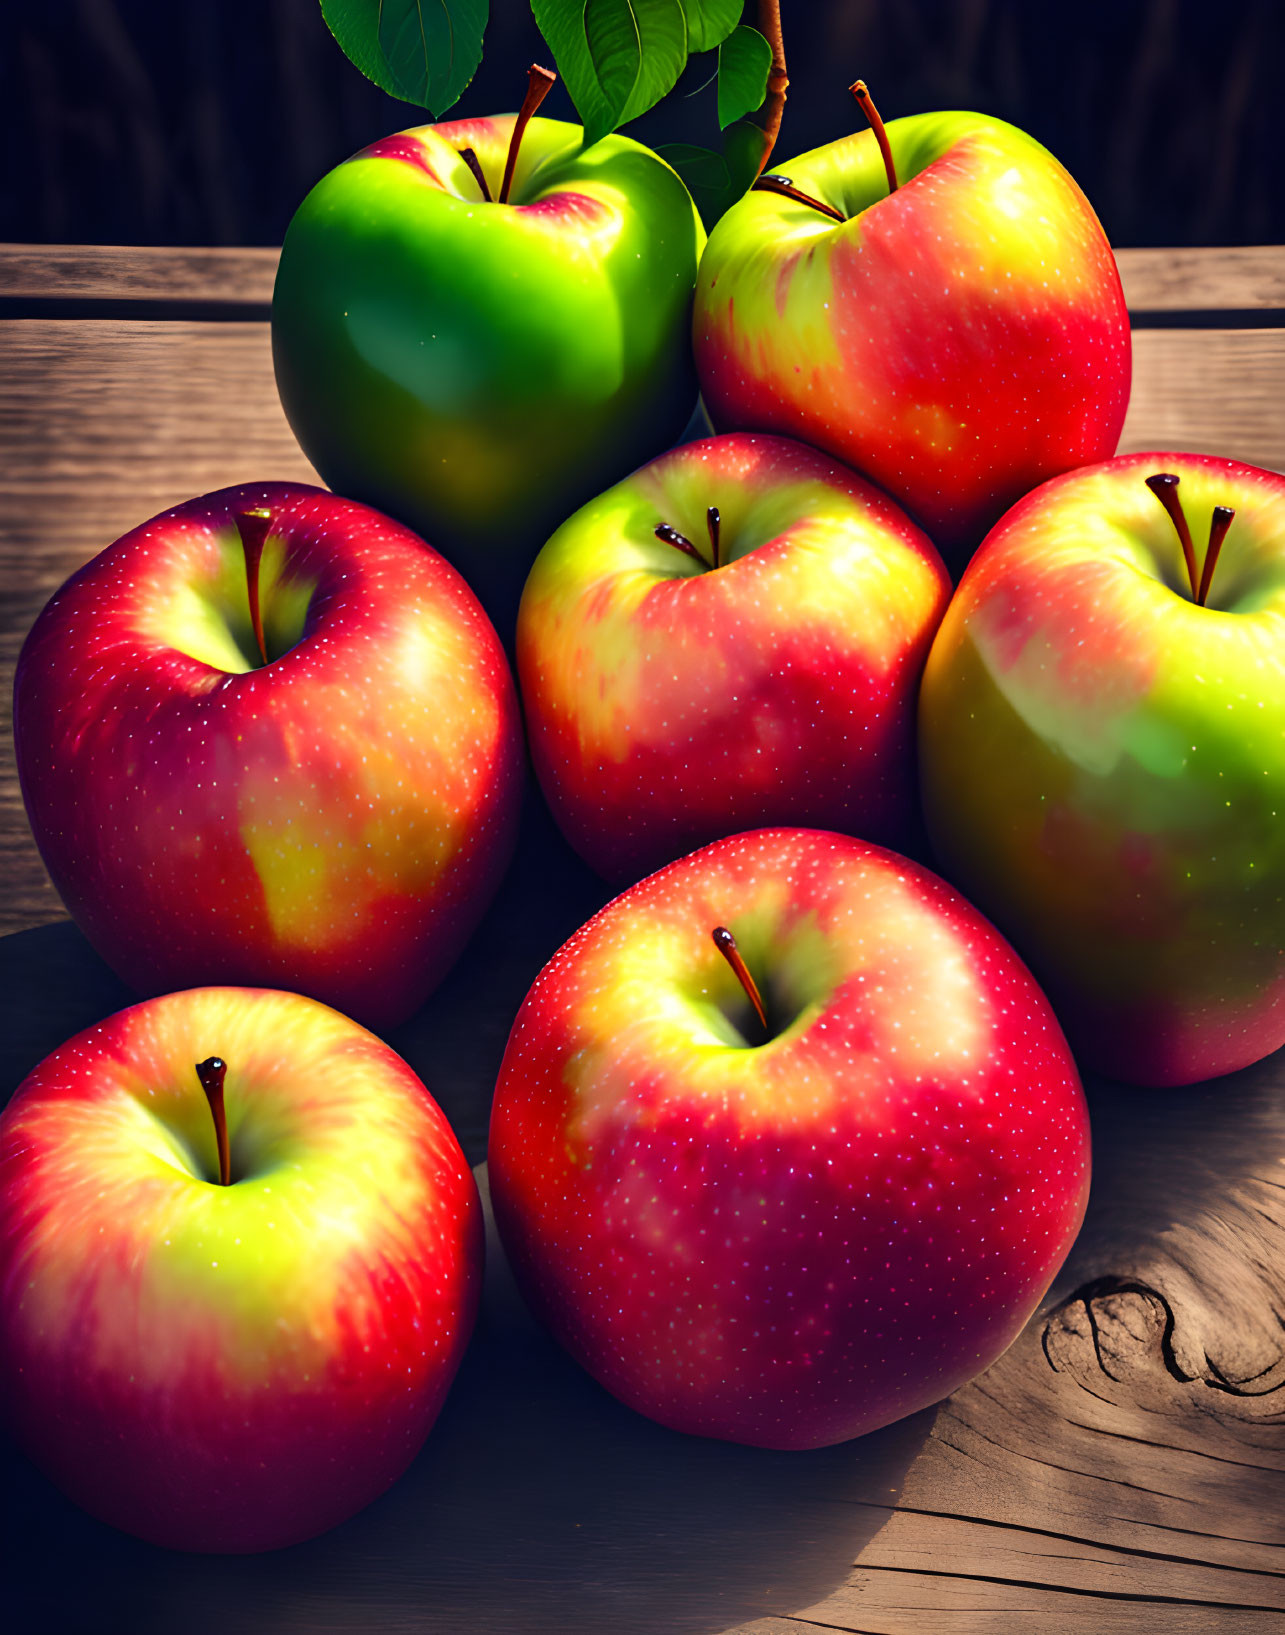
[273,114,704,626]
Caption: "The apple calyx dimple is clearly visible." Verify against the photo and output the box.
[195,1056,232,1186]
[712,925,768,1036]
[655,521,709,569]
[457,145,493,203]
[750,173,846,224]
[235,508,272,665]
[1145,473,1235,607]
[850,79,899,195]
[499,64,557,206]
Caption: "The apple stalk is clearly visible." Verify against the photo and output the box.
[236,508,272,665]
[457,146,492,203]
[706,506,721,568]
[1146,473,1235,606]
[712,925,768,1034]
[655,521,709,568]
[752,76,898,223]
[499,65,557,206]
[751,173,844,222]
[850,81,899,193]
[195,1055,231,1186]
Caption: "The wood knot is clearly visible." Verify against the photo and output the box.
[1043,1276,1285,1417]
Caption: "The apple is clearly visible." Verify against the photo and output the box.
[13,483,523,1030]
[272,98,705,627]
[692,94,1131,563]
[518,432,951,882]
[919,451,1285,1087]
[0,986,483,1551]
[488,827,1090,1449]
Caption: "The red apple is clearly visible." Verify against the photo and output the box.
[13,483,523,1029]
[518,433,951,882]
[919,451,1285,1086]
[0,986,483,1551]
[488,828,1090,1449]
[693,99,1130,562]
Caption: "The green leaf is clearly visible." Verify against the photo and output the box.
[533,0,688,148]
[656,141,729,229]
[319,0,488,115]
[684,0,742,53]
[716,24,771,130]
[722,115,766,198]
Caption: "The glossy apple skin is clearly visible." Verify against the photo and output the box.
[518,433,950,882]
[13,484,523,1029]
[273,116,704,625]
[919,452,1285,1087]
[489,828,1089,1449]
[0,987,482,1551]
[694,112,1130,560]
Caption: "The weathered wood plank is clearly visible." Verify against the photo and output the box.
[723,1053,1285,1633]
[792,1575,1284,1634]
[4,317,1285,940]
[0,243,278,306]
[2,259,1284,1631]
[1115,246,1285,313]
[0,319,316,928]
[1120,328,1285,471]
[4,244,1285,316]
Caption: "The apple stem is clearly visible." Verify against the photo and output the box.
[712,926,768,1034]
[457,145,493,203]
[236,508,272,665]
[750,173,845,223]
[706,506,721,569]
[655,522,709,568]
[195,1057,231,1187]
[499,64,557,205]
[1198,505,1235,606]
[850,80,899,194]
[1145,473,1200,601]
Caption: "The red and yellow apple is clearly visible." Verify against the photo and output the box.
[13,483,523,1030]
[517,433,951,882]
[488,828,1090,1449]
[0,987,483,1551]
[693,108,1131,561]
[919,451,1285,1086]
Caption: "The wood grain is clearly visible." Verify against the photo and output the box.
[0,243,278,305]
[0,319,315,928]
[6,909,1282,1631]
[4,243,1284,315]
[2,248,1284,1633]
[3,307,1285,937]
[1121,329,1285,470]
[1115,246,1285,313]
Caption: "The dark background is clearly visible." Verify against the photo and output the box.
[3,0,1279,250]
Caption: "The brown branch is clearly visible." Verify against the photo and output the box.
[749,0,788,179]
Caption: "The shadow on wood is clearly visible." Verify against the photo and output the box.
[4,1165,932,1635]
[3,784,1282,1633]
[1045,1058,1285,1416]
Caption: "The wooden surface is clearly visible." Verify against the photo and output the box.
[2,246,1284,1632]
[4,241,1284,314]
